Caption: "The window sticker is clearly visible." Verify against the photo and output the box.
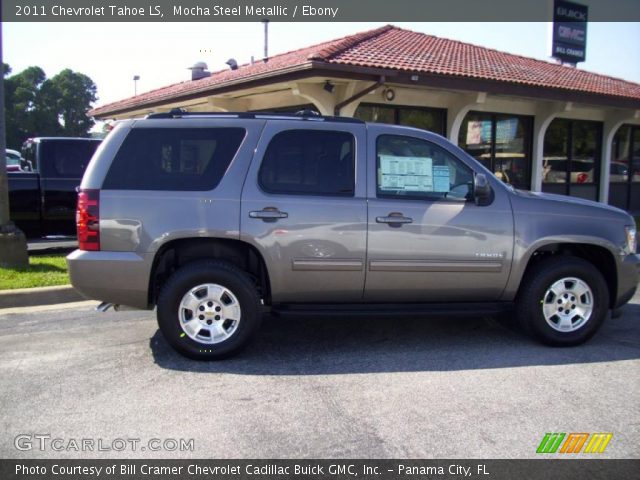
[379,155,434,192]
[433,166,451,192]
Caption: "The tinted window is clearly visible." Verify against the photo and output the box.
[377,135,473,202]
[22,142,37,169]
[354,103,446,136]
[40,140,101,177]
[458,112,532,189]
[103,128,245,191]
[6,151,21,163]
[259,130,354,196]
[542,118,602,199]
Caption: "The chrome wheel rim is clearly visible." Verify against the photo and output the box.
[178,283,241,344]
[542,277,593,332]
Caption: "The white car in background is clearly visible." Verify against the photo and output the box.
[543,157,594,184]
[5,149,23,172]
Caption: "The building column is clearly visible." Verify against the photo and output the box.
[291,83,336,116]
[531,103,571,192]
[447,92,486,143]
[600,110,640,203]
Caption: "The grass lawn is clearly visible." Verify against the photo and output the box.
[0,255,69,290]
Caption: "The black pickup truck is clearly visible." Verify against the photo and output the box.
[8,137,102,238]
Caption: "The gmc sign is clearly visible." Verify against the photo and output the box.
[552,0,588,63]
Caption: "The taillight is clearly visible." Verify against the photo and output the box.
[576,173,589,184]
[76,189,100,251]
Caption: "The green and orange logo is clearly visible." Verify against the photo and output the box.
[537,432,612,454]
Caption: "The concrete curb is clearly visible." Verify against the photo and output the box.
[0,285,84,309]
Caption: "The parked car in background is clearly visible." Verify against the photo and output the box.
[609,161,640,183]
[542,157,594,184]
[9,137,102,238]
[5,149,23,172]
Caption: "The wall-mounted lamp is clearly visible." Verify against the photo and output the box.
[382,88,395,102]
[323,80,335,94]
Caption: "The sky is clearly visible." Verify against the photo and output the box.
[2,22,640,109]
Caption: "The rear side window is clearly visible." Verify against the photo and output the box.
[102,128,245,191]
[40,140,101,177]
[259,130,354,196]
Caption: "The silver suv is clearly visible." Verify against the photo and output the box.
[68,112,639,359]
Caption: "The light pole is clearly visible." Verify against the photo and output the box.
[133,75,140,96]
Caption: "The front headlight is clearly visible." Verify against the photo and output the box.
[625,225,637,254]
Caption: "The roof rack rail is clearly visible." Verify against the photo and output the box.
[145,108,364,124]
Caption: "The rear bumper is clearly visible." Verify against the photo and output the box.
[614,253,640,309]
[66,250,153,309]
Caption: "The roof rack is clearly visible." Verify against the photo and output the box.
[145,108,364,124]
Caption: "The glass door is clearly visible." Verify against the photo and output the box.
[458,112,533,190]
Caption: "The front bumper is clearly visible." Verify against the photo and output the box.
[66,250,153,310]
[614,253,640,309]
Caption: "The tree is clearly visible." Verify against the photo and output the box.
[3,65,97,148]
[47,69,97,137]
[4,66,50,148]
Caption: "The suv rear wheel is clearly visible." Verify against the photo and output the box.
[516,257,609,346]
[157,261,262,359]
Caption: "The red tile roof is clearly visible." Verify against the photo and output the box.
[90,25,640,117]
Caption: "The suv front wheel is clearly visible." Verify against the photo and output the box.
[516,257,609,346]
[157,261,262,359]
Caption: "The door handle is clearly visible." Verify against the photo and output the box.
[376,212,413,225]
[249,207,288,220]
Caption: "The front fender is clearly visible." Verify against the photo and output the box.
[501,235,621,302]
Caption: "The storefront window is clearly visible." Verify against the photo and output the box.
[542,119,569,183]
[458,112,532,190]
[571,122,598,185]
[635,129,640,182]
[542,119,602,201]
[609,125,640,211]
[354,104,395,124]
[398,109,444,133]
[458,112,492,169]
[354,104,446,135]
[252,104,317,114]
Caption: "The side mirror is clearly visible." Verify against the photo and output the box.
[474,173,492,206]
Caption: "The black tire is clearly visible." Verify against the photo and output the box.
[516,256,609,346]
[157,261,262,360]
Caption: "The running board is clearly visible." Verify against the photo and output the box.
[270,302,513,319]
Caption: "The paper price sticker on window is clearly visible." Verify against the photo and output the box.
[433,166,451,192]
[379,155,438,193]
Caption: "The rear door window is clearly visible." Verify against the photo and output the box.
[258,129,355,196]
[102,128,245,191]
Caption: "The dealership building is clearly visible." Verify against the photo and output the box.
[90,25,640,210]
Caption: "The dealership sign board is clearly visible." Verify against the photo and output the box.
[552,0,588,63]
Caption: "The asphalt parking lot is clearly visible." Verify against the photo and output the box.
[0,295,638,459]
